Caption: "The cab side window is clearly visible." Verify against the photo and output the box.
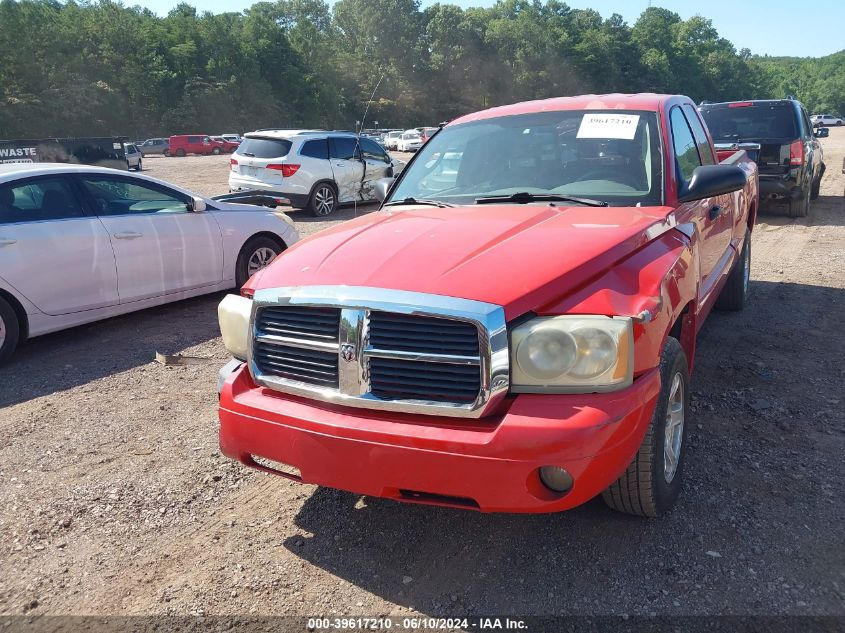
[300,139,329,159]
[671,107,702,184]
[360,138,390,162]
[330,137,359,161]
[82,178,189,216]
[682,105,715,165]
[0,177,84,224]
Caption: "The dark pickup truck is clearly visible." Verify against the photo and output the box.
[700,99,826,217]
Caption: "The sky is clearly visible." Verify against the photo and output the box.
[125,0,844,58]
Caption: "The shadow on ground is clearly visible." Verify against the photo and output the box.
[282,280,844,616]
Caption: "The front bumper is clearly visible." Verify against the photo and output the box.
[218,363,661,513]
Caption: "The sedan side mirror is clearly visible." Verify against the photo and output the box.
[677,165,747,203]
[814,127,829,138]
[374,177,396,202]
[191,196,207,212]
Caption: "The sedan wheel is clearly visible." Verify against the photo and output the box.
[0,296,21,365]
[247,246,277,277]
[235,236,284,289]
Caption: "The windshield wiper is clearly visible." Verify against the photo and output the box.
[475,192,608,207]
[383,197,455,208]
[240,151,255,157]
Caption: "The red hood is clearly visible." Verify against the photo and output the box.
[259,205,674,319]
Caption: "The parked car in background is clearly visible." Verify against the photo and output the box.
[217,93,758,517]
[810,114,843,127]
[700,98,825,217]
[419,127,439,144]
[0,163,298,363]
[211,136,240,153]
[124,143,142,171]
[229,130,397,216]
[138,138,169,156]
[0,137,128,169]
[168,135,222,157]
[397,131,423,152]
[384,131,403,150]
[221,134,242,144]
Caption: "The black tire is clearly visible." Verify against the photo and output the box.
[788,185,810,218]
[164,150,171,157]
[212,147,221,155]
[603,337,690,517]
[308,182,338,217]
[175,148,186,157]
[137,158,142,172]
[715,232,750,311]
[810,165,824,200]
[235,236,284,289]
[0,296,21,365]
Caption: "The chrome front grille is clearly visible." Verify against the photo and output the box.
[369,357,481,403]
[369,312,480,355]
[248,287,510,418]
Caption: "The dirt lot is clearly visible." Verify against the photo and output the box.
[0,134,843,618]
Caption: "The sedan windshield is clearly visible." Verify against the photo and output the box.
[387,110,663,207]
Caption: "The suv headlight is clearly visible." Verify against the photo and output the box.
[218,294,253,360]
[510,316,633,393]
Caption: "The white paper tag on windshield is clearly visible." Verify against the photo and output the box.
[577,113,640,140]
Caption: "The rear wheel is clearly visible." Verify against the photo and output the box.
[602,337,689,517]
[235,236,284,289]
[715,232,750,311]
[788,185,810,218]
[212,147,221,155]
[309,183,337,217]
[0,296,21,365]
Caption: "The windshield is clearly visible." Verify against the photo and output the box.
[700,104,797,141]
[387,109,663,207]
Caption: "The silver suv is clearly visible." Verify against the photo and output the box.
[229,130,396,216]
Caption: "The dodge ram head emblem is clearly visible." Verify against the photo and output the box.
[340,343,357,363]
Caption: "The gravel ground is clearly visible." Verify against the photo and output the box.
[0,134,843,617]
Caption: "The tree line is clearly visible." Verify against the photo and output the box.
[0,0,843,139]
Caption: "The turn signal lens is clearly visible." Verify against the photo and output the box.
[218,294,253,360]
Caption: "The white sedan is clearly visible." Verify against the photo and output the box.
[0,163,299,363]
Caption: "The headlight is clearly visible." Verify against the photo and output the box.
[218,294,253,360]
[511,316,633,392]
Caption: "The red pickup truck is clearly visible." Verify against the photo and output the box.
[217,94,758,517]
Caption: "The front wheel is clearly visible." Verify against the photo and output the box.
[175,148,186,157]
[235,236,284,289]
[0,296,21,365]
[603,337,690,517]
[309,183,337,217]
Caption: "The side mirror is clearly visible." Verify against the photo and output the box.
[678,164,746,203]
[814,127,829,138]
[191,196,207,212]
[374,177,396,202]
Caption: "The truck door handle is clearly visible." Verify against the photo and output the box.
[0,238,17,247]
[708,205,721,221]
[113,231,143,240]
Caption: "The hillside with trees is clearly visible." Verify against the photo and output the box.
[0,0,842,138]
